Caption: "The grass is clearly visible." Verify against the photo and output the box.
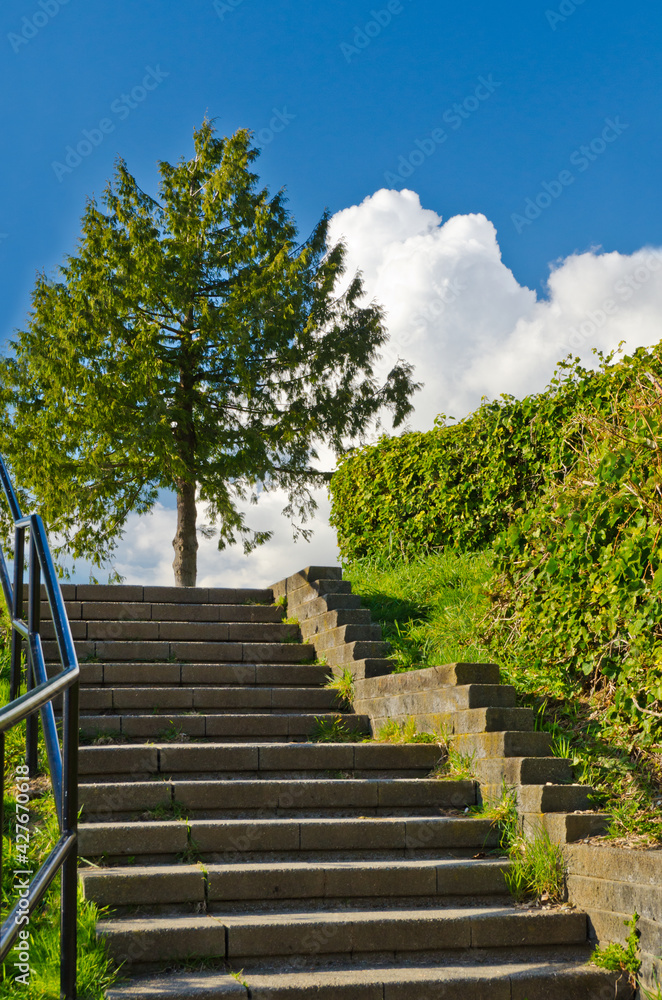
[345,548,662,842]
[309,715,360,743]
[374,718,441,744]
[344,549,493,670]
[325,668,355,708]
[591,912,640,981]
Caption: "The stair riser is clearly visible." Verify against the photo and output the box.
[78,687,342,713]
[43,621,298,643]
[98,911,589,966]
[44,641,315,663]
[79,780,477,821]
[79,714,371,741]
[58,663,330,687]
[82,861,511,909]
[42,601,284,623]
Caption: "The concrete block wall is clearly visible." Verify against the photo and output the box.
[564,845,662,993]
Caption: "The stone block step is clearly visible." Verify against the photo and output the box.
[44,639,316,664]
[452,731,553,759]
[357,686,517,727]
[64,662,329,688]
[78,742,443,781]
[312,624,385,653]
[78,815,502,861]
[97,906,589,966]
[474,757,574,786]
[32,583,274,605]
[522,811,611,844]
[439,707,535,735]
[79,686,341,714]
[43,620,299,643]
[234,961,633,999]
[323,641,392,667]
[41,601,284,624]
[105,971,245,999]
[296,593,363,621]
[354,664,502,702]
[79,778,477,821]
[79,713,371,743]
[299,607,373,640]
[81,858,511,909]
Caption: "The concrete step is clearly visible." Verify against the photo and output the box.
[80,858,511,910]
[44,639,316,664]
[78,816,502,861]
[63,662,330,688]
[296,593,363,621]
[79,686,342,714]
[299,607,373,640]
[42,600,284,624]
[32,583,274,604]
[79,778,477,821]
[78,742,443,781]
[79,713,371,743]
[474,756,574,786]
[324,641,392,667]
[443,707,535,735]
[97,906,590,966]
[106,971,245,1000]
[452,731,553,759]
[233,961,632,999]
[312,624,385,653]
[522,811,611,844]
[43,620,299,643]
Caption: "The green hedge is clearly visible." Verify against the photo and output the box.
[329,356,618,562]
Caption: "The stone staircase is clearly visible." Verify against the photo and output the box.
[43,580,630,998]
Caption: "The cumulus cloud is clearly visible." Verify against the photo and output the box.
[328,188,662,429]
[73,188,662,587]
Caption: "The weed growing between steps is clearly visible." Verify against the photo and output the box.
[309,715,361,742]
[475,785,565,904]
[375,718,440,744]
[0,620,119,997]
[325,668,355,708]
[345,549,662,842]
[591,912,641,984]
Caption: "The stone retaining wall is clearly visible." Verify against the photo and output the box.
[564,845,662,993]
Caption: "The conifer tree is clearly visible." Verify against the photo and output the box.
[1,122,417,585]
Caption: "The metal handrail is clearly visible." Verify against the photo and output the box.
[0,456,79,998]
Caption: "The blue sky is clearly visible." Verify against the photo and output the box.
[1,0,661,584]
[1,0,659,333]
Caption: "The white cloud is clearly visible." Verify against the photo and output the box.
[70,188,662,587]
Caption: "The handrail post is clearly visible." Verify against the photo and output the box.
[10,525,24,702]
[60,679,79,999]
[26,531,40,775]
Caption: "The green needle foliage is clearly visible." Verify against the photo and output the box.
[0,120,417,586]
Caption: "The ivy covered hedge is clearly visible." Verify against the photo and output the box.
[330,344,662,737]
[329,356,617,562]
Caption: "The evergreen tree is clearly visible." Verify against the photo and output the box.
[1,122,417,585]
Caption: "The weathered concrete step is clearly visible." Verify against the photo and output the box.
[481,782,598,815]
[452,731,553,759]
[41,600,284,623]
[442,707,534,735]
[32,583,274,604]
[324,641,392,667]
[357,684,517,723]
[299,607,373,639]
[78,742,442,779]
[79,713,370,742]
[43,620,299,643]
[97,906,589,965]
[79,686,341,714]
[65,662,329,688]
[522,811,611,844]
[296,593,363,621]
[312,624,385,653]
[79,815,502,860]
[236,961,633,999]
[355,664,502,701]
[106,971,245,999]
[81,858,510,909]
[44,639,315,664]
[474,756,574,786]
[79,778,477,821]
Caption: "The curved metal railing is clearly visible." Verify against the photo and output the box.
[0,456,79,998]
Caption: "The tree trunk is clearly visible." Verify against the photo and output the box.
[172,479,198,587]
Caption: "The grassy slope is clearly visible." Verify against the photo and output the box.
[344,550,662,844]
